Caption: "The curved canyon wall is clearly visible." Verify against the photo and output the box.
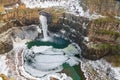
[53,13,120,60]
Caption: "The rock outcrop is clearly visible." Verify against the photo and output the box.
[49,13,90,57]
[0,29,13,54]
[0,40,13,54]
[84,17,120,59]
[0,25,40,54]
[88,17,120,44]
[11,25,39,40]
[51,13,120,60]
[81,0,120,16]
[39,11,52,25]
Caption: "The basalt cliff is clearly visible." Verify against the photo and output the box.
[0,0,120,60]
[0,0,120,80]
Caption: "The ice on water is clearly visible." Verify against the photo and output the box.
[23,43,80,78]
[23,11,81,79]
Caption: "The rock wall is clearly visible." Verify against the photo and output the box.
[52,13,120,60]
[49,13,91,57]
[0,29,13,54]
[11,25,39,40]
[0,19,39,34]
[81,0,120,16]
[0,40,13,54]
[88,18,120,44]
[85,17,120,59]
[0,25,40,54]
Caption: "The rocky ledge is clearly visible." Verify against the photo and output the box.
[50,13,120,60]
[0,25,40,54]
[0,28,13,54]
[1,12,120,60]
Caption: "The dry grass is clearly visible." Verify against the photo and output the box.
[93,17,120,23]
[104,54,120,67]
[42,7,65,23]
[0,74,16,80]
[84,0,118,16]
[0,7,65,33]
[0,0,18,5]
[0,74,9,80]
[0,5,4,12]
[0,7,64,23]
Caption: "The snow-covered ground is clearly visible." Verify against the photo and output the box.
[21,0,66,8]
[8,37,74,80]
[23,43,80,79]
[12,36,30,53]
[0,0,120,79]
[0,28,120,80]
[21,0,105,19]
[0,55,9,76]
[81,58,120,80]
[0,24,78,80]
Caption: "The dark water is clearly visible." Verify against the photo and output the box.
[62,63,81,80]
[62,63,86,80]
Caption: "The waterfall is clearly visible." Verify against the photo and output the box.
[39,15,48,41]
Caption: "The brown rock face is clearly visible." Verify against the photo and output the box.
[50,77,57,80]
[81,0,120,16]
[52,13,120,60]
[0,24,13,54]
[0,24,40,54]
[0,74,9,80]
[88,18,120,44]
[82,45,110,60]
[84,17,120,60]
[0,40,13,54]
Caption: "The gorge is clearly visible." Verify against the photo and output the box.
[0,0,120,80]
[22,12,82,79]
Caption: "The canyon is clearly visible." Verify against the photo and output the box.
[0,0,120,80]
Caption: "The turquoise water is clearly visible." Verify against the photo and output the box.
[27,37,70,49]
[63,63,81,80]
[27,37,84,80]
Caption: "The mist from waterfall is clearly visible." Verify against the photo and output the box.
[39,15,48,41]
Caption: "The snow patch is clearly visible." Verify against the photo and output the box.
[81,59,120,80]
[0,77,3,80]
[21,0,105,19]
[12,37,30,53]
[0,55,9,76]
[21,0,66,8]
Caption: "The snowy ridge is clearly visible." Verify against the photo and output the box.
[21,0,105,19]
[21,0,66,8]
[21,0,84,15]
[81,59,120,80]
